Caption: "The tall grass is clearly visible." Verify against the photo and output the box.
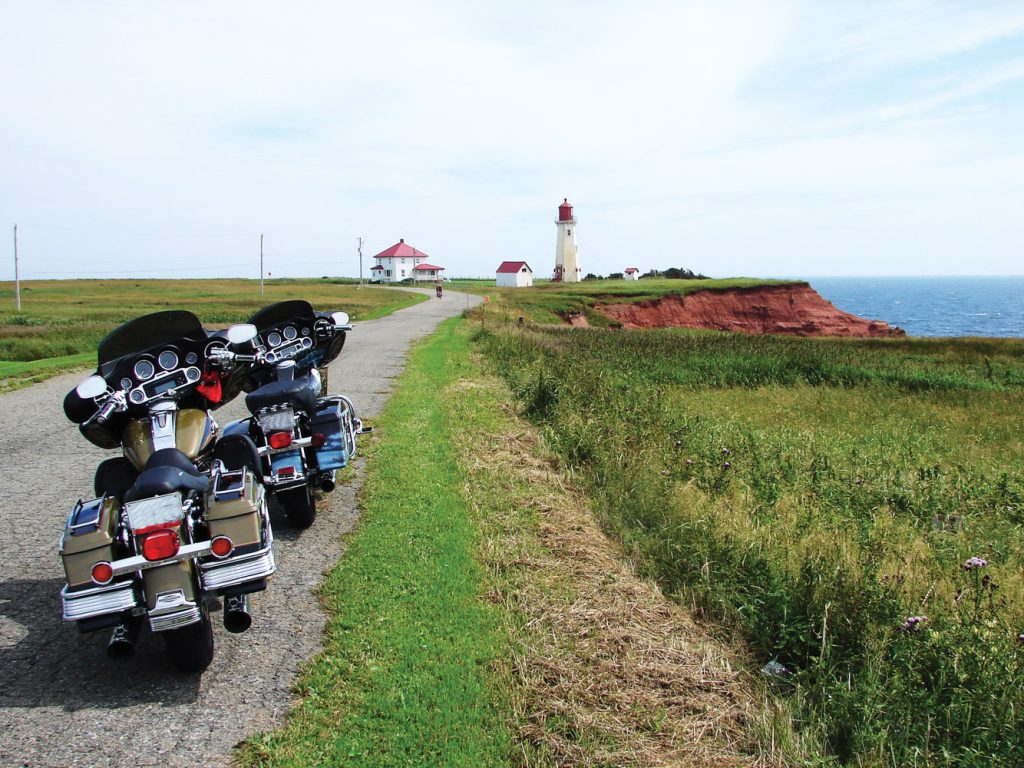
[477,322,1024,766]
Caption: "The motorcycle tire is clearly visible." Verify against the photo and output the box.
[280,484,316,529]
[163,606,215,674]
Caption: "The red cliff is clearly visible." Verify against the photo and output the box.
[596,283,904,337]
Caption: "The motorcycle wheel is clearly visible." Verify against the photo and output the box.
[163,606,215,674]
[280,484,316,528]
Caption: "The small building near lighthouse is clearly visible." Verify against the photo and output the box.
[496,260,534,288]
[553,198,582,283]
[624,267,640,281]
[371,239,443,283]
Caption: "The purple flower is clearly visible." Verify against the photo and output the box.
[1017,633,1024,644]
[721,447,731,456]
[964,556,988,570]
[723,461,732,470]
[902,616,929,632]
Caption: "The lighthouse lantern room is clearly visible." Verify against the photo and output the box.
[553,198,582,283]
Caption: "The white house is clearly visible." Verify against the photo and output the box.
[496,261,534,287]
[371,239,443,283]
[624,267,640,281]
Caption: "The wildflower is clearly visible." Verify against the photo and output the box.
[721,447,731,456]
[964,556,988,570]
[685,458,695,466]
[1018,633,1024,644]
[855,478,864,485]
[723,461,732,470]
[901,616,929,632]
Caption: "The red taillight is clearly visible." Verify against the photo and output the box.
[268,431,293,449]
[311,432,326,448]
[142,529,180,562]
[210,536,233,558]
[276,466,295,478]
[91,561,114,585]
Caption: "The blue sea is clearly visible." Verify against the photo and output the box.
[793,276,1024,338]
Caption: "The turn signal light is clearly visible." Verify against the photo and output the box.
[210,536,234,558]
[268,431,293,449]
[311,432,326,448]
[142,529,180,562]
[91,561,114,585]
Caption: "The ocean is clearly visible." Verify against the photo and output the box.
[795,276,1024,339]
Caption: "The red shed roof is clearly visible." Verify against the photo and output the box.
[373,238,429,259]
[624,267,639,273]
[496,260,532,274]
[412,263,444,271]
[370,264,384,270]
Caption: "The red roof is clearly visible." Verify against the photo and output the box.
[624,267,639,273]
[370,264,384,270]
[373,238,429,259]
[496,260,531,274]
[412,263,444,271]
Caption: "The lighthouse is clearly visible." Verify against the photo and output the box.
[553,198,582,283]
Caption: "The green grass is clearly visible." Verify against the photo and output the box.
[475,316,1024,767]
[0,278,425,387]
[237,318,515,767]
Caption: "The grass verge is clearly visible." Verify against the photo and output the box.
[237,318,514,767]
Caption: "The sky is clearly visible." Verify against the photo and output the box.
[1,0,1023,280]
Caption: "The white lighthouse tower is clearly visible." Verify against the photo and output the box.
[553,198,582,283]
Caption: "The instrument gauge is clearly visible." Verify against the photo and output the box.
[185,352,198,365]
[301,326,310,336]
[158,350,179,371]
[120,377,133,391]
[267,331,282,348]
[283,325,298,341]
[133,359,155,381]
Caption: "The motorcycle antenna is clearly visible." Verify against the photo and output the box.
[260,233,264,296]
[357,236,363,289]
[13,224,20,310]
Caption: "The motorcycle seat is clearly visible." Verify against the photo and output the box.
[245,377,317,416]
[145,448,206,478]
[124,465,209,502]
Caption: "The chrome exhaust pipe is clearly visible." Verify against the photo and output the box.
[319,471,336,493]
[223,594,252,634]
[107,619,141,660]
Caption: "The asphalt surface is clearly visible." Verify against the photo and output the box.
[0,288,480,768]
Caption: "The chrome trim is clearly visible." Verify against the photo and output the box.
[200,545,276,591]
[62,581,139,621]
[107,540,214,577]
[149,589,201,632]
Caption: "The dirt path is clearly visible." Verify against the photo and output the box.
[0,288,479,768]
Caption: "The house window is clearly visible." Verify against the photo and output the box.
[385,270,391,277]
[401,270,406,277]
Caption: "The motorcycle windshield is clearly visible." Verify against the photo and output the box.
[248,300,315,329]
[97,310,207,366]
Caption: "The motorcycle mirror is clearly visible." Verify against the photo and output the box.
[226,323,258,345]
[331,311,350,326]
[76,375,108,399]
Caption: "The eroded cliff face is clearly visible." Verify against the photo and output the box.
[596,283,905,337]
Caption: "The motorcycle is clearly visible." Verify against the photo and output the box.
[220,300,361,528]
[60,310,276,673]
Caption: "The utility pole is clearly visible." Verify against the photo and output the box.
[260,233,264,296]
[357,237,363,289]
[13,224,21,310]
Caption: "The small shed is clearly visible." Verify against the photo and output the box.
[496,261,534,288]
[624,267,640,281]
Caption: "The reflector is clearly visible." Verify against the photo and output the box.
[142,529,180,562]
[91,561,114,585]
[210,536,233,558]
[311,432,326,448]
[268,431,293,449]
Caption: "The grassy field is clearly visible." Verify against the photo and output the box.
[475,311,1024,766]
[0,278,424,388]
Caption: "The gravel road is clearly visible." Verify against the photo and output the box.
[0,288,480,768]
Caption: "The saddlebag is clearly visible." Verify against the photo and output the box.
[205,468,264,550]
[60,496,119,591]
[312,396,357,472]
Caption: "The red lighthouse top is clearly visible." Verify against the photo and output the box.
[558,198,574,222]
